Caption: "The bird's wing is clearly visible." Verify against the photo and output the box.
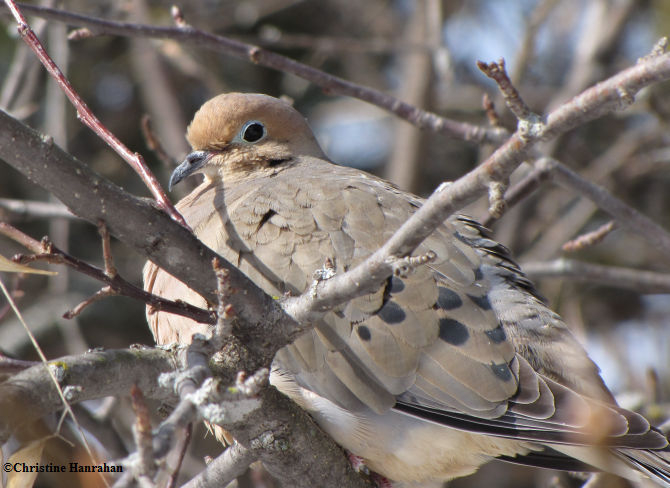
[146,161,668,452]
[395,215,667,450]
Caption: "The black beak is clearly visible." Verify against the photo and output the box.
[169,150,213,191]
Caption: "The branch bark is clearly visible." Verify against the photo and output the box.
[0,348,175,443]
[2,42,670,377]
[0,2,505,144]
[0,108,371,488]
[2,22,670,488]
[0,109,287,365]
[285,49,670,322]
[522,258,670,294]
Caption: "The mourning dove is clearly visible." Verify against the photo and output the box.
[143,93,670,487]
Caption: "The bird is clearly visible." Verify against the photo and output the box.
[143,92,670,487]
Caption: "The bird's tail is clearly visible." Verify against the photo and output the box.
[618,447,670,488]
[550,444,670,488]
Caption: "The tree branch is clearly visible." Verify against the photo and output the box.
[540,157,670,256]
[3,41,670,363]
[522,258,670,294]
[2,20,670,487]
[0,2,505,144]
[0,348,176,443]
[0,111,284,362]
[284,47,670,323]
[0,222,215,324]
[0,197,74,220]
[3,0,186,226]
[181,442,257,488]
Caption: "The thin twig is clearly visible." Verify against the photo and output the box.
[512,0,560,84]
[0,354,38,375]
[141,115,177,171]
[0,276,106,486]
[0,273,24,321]
[476,60,534,220]
[481,160,553,227]
[487,123,654,251]
[0,348,177,444]
[143,340,220,478]
[62,286,115,319]
[0,9,47,109]
[253,31,436,55]
[642,37,669,62]
[522,258,670,294]
[286,45,670,325]
[0,221,43,250]
[2,37,670,370]
[166,423,191,488]
[1,1,506,144]
[482,93,502,128]
[539,158,670,257]
[67,27,93,40]
[2,0,187,227]
[562,220,618,252]
[181,442,258,488]
[478,58,535,122]
[487,180,507,218]
[130,385,157,480]
[484,151,670,258]
[0,198,75,220]
[98,220,118,278]
[0,223,215,324]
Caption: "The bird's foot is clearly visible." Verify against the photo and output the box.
[346,452,370,474]
[346,452,394,487]
[370,473,394,488]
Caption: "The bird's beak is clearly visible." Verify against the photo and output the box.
[169,150,213,190]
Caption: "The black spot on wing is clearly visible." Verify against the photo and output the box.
[474,267,484,281]
[390,277,405,293]
[453,232,470,245]
[357,325,371,341]
[438,318,469,345]
[468,293,492,310]
[485,324,507,344]
[378,301,406,324]
[436,287,462,310]
[491,362,513,382]
[256,209,276,230]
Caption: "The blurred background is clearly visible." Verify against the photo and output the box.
[1,0,669,487]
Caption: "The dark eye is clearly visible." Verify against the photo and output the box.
[241,121,265,143]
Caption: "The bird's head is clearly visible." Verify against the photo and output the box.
[169,93,326,189]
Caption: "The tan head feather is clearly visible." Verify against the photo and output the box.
[186,93,325,159]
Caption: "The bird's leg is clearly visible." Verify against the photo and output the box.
[346,452,394,488]
[346,452,369,474]
[370,473,394,488]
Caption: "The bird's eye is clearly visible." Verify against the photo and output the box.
[241,121,266,143]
